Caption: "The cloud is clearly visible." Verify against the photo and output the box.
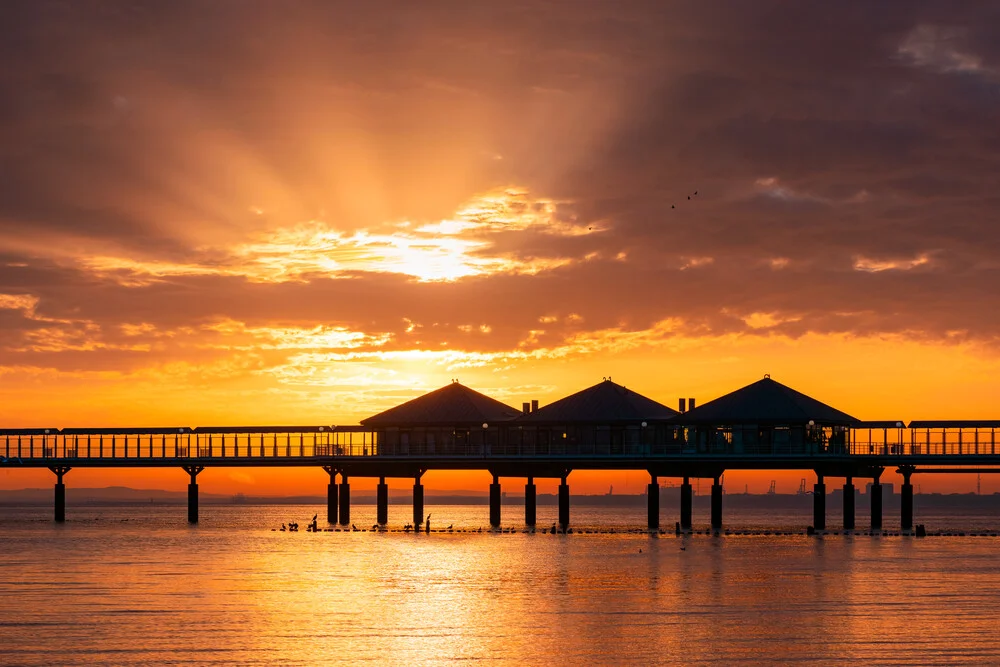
[72,188,590,284]
[0,0,998,402]
[898,25,989,74]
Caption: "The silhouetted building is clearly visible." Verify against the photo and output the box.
[361,381,521,455]
[509,379,680,456]
[677,375,858,455]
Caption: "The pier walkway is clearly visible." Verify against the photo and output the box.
[2,377,997,533]
[2,421,998,533]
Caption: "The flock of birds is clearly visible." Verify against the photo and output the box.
[273,519,633,536]
[673,190,699,209]
[587,189,700,231]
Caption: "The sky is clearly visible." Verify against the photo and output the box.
[1,1,999,495]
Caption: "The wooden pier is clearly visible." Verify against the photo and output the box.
[1,378,997,532]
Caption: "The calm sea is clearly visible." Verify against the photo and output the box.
[2,503,1000,665]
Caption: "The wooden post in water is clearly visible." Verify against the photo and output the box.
[489,474,501,528]
[870,471,883,532]
[711,477,723,532]
[558,476,570,531]
[680,477,692,531]
[413,474,424,528]
[339,474,351,525]
[647,473,659,531]
[524,477,536,527]
[843,476,855,531]
[813,473,826,531]
[900,467,914,532]
[323,466,338,524]
[377,476,389,526]
[49,466,70,523]
[182,465,204,524]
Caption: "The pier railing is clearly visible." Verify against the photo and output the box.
[0,427,378,461]
[1,422,997,462]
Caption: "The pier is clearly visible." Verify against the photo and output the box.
[2,378,998,531]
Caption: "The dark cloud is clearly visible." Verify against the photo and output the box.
[0,0,998,378]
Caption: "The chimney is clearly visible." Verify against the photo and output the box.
[531,399,539,412]
[678,398,686,413]
[688,397,696,410]
[522,402,530,415]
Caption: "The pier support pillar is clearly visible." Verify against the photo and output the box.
[182,466,204,524]
[323,466,338,524]
[843,477,855,531]
[870,472,883,532]
[49,466,70,523]
[413,476,424,528]
[680,477,692,531]
[525,477,536,527]
[901,468,914,532]
[489,474,501,528]
[813,475,826,531]
[647,474,659,531]
[711,477,723,533]
[377,477,389,526]
[558,477,570,531]
[339,476,351,525]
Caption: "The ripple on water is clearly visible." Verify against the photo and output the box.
[2,504,1000,665]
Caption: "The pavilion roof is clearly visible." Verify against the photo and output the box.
[678,376,858,426]
[519,380,679,423]
[361,382,522,426]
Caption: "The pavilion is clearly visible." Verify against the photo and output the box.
[361,380,522,456]
[677,375,858,456]
[514,379,680,456]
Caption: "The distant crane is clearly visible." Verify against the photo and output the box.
[797,478,807,495]
[767,480,777,495]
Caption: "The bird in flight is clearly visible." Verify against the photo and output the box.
[672,189,700,209]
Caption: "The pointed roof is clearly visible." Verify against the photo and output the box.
[678,376,858,426]
[519,380,679,423]
[361,382,522,426]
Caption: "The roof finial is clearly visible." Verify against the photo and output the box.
[764,373,770,379]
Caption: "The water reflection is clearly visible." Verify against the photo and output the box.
[2,506,1000,665]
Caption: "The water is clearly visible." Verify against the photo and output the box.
[3,504,1000,665]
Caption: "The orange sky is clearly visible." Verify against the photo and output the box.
[1,4,999,495]
[3,334,999,495]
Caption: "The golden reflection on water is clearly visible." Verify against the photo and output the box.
[3,506,1000,665]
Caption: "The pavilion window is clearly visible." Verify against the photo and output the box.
[609,427,624,456]
[596,426,610,455]
[524,428,536,456]
[624,426,640,455]
[773,426,790,454]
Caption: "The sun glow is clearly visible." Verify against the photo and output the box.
[77,188,587,285]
